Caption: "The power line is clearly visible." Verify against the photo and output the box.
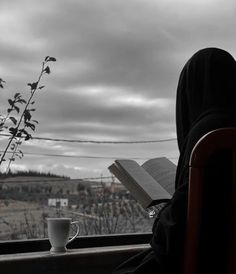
[80,176,114,180]
[0,150,113,159]
[0,150,179,160]
[0,133,176,144]
[33,136,177,144]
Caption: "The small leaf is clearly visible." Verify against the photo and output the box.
[24,110,32,121]
[8,99,14,106]
[9,117,17,125]
[25,134,32,141]
[21,128,30,137]
[16,152,23,159]
[7,108,12,113]
[31,101,35,105]
[32,82,38,90]
[30,124,35,131]
[48,57,56,62]
[14,93,21,99]
[16,132,22,138]
[44,66,50,74]
[17,98,27,104]
[27,82,38,90]
[10,144,15,150]
[25,122,35,131]
[9,127,17,135]
[38,85,45,90]
[14,105,20,113]
[0,78,5,88]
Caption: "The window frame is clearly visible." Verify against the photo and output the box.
[0,232,152,255]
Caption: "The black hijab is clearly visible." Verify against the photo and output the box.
[176,47,236,152]
[151,48,236,274]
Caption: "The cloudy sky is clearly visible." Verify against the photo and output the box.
[0,0,236,179]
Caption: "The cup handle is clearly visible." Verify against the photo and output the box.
[68,221,80,243]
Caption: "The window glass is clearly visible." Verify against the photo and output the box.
[0,170,155,240]
[0,0,234,241]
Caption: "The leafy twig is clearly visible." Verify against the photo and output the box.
[0,56,56,171]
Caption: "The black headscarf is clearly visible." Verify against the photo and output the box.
[176,47,236,152]
[151,48,236,274]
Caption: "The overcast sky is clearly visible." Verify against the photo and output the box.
[0,0,236,179]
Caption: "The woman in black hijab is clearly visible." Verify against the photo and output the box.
[113,47,236,274]
[152,47,236,274]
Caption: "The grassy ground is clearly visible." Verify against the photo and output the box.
[0,176,153,241]
[0,199,153,241]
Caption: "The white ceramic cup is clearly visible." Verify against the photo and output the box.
[47,218,80,253]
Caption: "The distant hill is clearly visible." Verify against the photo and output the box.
[0,170,70,180]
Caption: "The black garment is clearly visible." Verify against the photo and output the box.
[113,48,236,274]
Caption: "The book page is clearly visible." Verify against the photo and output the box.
[109,162,153,208]
[142,157,176,195]
[113,159,171,208]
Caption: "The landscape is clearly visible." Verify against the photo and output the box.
[0,171,154,241]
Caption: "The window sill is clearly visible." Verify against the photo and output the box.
[0,233,152,273]
[0,243,150,274]
[0,232,152,254]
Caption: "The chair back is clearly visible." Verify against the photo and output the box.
[183,127,236,274]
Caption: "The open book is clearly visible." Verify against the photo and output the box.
[108,157,176,208]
